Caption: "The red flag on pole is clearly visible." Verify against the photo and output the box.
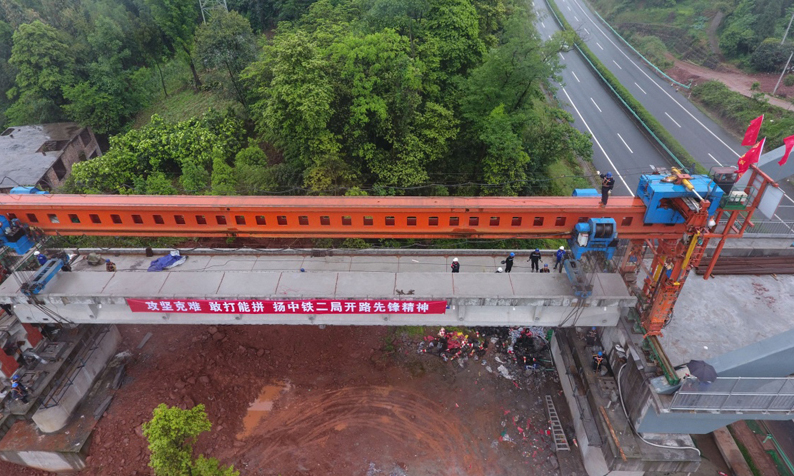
[737,139,765,176]
[742,115,764,146]
[779,135,794,166]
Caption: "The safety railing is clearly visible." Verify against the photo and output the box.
[670,377,794,413]
[719,219,794,238]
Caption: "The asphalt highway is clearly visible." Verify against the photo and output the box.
[555,0,794,222]
[533,0,671,197]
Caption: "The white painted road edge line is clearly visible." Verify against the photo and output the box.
[571,0,794,209]
[634,82,647,95]
[571,71,580,83]
[570,0,740,157]
[562,88,634,196]
[665,112,681,128]
[590,97,602,112]
[707,153,722,166]
[617,133,633,153]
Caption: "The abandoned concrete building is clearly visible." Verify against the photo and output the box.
[0,124,101,193]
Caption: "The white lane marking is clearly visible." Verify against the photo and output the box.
[571,0,740,157]
[584,27,590,35]
[665,112,681,128]
[562,88,633,196]
[567,5,571,10]
[707,153,722,166]
[596,42,604,50]
[590,97,602,112]
[559,52,565,60]
[617,133,633,153]
[612,60,622,70]
[542,22,546,28]
[571,0,794,208]
[634,82,647,95]
[574,16,580,21]
[571,71,581,83]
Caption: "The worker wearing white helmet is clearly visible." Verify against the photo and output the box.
[34,250,47,266]
[496,267,503,273]
[451,257,460,273]
[554,246,566,273]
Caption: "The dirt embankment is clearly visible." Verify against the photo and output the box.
[0,324,584,476]
[668,60,794,110]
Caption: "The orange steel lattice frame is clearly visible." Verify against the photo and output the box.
[0,195,688,240]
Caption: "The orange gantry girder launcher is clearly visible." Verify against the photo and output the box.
[0,165,778,338]
[0,194,698,240]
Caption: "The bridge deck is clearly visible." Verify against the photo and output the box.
[0,252,635,326]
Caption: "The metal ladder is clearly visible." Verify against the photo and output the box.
[545,394,570,451]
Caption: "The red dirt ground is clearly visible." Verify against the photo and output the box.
[667,59,794,110]
[0,325,585,475]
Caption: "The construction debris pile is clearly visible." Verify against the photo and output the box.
[417,326,554,375]
[416,326,574,471]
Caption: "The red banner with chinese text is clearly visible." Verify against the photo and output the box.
[126,299,447,315]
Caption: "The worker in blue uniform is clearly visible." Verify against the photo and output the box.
[554,246,565,273]
[11,381,29,403]
[34,251,47,266]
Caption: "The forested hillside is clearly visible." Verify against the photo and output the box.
[588,0,794,72]
[1,0,591,197]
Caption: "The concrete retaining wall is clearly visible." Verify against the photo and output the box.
[0,449,85,472]
[32,326,120,433]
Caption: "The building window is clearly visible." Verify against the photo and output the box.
[79,128,92,146]
[52,159,68,180]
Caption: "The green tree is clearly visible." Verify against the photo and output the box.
[423,0,485,77]
[478,104,529,196]
[144,0,203,88]
[0,19,16,126]
[244,30,338,177]
[211,153,237,195]
[750,38,791,72]
[193,11,257,105]
[192,455,240,476]
[142,403,238,476]
[69,111,244,194]
[720,0,758,57]
[6,20,75,124]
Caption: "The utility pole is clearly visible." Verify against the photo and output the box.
[773,10,794,97]
[783,10,794,44]
[773,51,794,96]
[198,0,228,23]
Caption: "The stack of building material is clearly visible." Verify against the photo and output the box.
[695,255,794,275]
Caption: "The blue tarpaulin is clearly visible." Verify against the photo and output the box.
[147,251,187,272]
